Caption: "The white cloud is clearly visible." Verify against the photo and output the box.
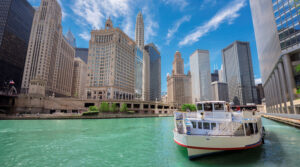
[72,0,158,42]
[179,0,246,46]
[166,15,191,45]
[162,0,189,11]
[255,78,262,85]
[72,0,131,29]
[79,31,91,41]
[200,0,217,9]
[142,6,159,43]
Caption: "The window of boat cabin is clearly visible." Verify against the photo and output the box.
[204,103,213,112]
[211,122,217,130]
[191,121,196,128]
[214,103,224,110]
[197,104,203,110]
[254,123,258,134]
[198,122,202,129]
[203,122,210,130]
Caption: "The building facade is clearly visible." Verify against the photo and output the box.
[211,81,229,102]
[75,48,88,64]
[190,50,212,102]
[134,46,143,100]
[65,29,76,48]
[222,41,257,105]
[86,18,135,100]
[250,0,300,114]
[256,83,265,105]
[72,57,87,99]
[21,0,75,97]
[135,12,150,101]
[0,0,34,91]
[145,43,161,101]
[218,65,225,82]
[167,51,192,106]
[211,70,219,82]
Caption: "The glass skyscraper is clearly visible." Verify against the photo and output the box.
[144,43,161,101]
[135,46,143,100]
[0,0,34,91]
[250,0,300,114]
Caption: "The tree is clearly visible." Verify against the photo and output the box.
[100,102,109,112]
[181,104,197,112]
[110,103,118,113]
[88,106,98,112]
[120,103,128,113]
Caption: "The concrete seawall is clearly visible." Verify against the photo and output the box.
[262,114,300,128]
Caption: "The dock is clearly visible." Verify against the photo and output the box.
[262,114,300,128]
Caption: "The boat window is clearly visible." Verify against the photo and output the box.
[204,103,213,112]
[191,121,196,129]
[255,123,258,134]
[211,123,217,130]
[198,122,202,129]
[249,123,254,134]
[197,104,203,110]
[214,103,224,110]
[203,122,210,130]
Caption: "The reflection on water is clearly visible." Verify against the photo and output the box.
[0,118,299,167]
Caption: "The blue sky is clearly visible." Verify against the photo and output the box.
[28,0,262,92]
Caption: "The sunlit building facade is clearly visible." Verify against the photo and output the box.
[250,0,300,114]
[190,50,212,102]
[222,41,257,105]
[167,51,192,106]
[86,18,135,100]
[21,0,75,97]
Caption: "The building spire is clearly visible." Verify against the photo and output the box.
[135,11,144,49]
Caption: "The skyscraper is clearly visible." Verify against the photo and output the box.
[134,46,143,100]
[211,81,229,102]
[190,50,212,102]
[72,57,87,99]
[222,41,257,105]
[0,0,34,91]
[21,0,75,97]
[167,51,192,106]
[250,0,300,114]
[86,18,135,100]
[135,11,150,101]
[65,29,76,48]
[75,48,88,64]
[211,70,219,82]
[145,43,161,101]
[135,11,144,49]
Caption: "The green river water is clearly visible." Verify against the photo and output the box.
[0,117,299,167]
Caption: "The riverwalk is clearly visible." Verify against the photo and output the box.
[0,113,173,120]
[262,113,300,128]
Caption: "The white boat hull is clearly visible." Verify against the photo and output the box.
[174,130,262,159]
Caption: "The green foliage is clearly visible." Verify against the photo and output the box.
[100,102,110,112]
[127,110,135,114]
[88,106,99,112]
[82,110,99,116]
[181,104,197,112]
[110,103,118,113]
[296,64,300,73]
[120,103,128,113]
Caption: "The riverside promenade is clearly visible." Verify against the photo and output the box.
[0,113,173,120]
[262,113,300,128]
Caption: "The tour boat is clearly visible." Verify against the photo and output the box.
[173,101,265,159]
